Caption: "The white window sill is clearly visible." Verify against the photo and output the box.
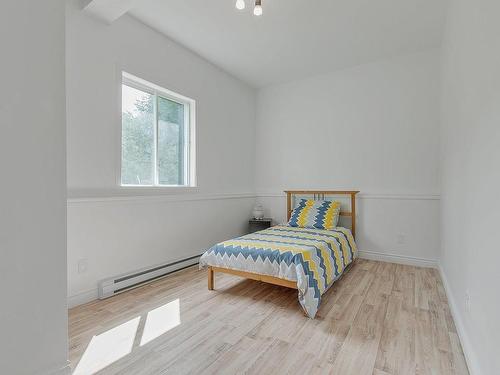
[118,185,199,194]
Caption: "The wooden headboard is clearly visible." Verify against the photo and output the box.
[284,190,360,239]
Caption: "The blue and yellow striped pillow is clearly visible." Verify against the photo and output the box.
[288,199,341,230]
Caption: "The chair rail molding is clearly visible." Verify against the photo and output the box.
[255,191,440,200]
[67,191,256,204]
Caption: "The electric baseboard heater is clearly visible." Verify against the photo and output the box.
[98,254,200,299]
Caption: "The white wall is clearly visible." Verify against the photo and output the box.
[440,0,500,374]
[67,194,254,305]
[66,2,255,196]
[66,1,256,305]
[255,50,441,265]
[0,1,68,374]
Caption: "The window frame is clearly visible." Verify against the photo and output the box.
[120,72,196,188]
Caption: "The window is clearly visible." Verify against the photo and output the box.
[121,72,195,187]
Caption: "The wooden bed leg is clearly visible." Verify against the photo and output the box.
[208,267,214,290]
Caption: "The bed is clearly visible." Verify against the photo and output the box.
[199,190,359,318]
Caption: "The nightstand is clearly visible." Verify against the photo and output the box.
[248,218,272,233]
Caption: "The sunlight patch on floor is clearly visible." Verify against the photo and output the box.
[140,298,181,346]
[73,316,141,375]
[72,299,181,374]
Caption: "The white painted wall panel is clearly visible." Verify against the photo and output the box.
[66,1,256,304]
[67,196,254,306]
[66,1,255,195]
[0,1,68,374]
[440,0,500,373]
[257,194,439,266]
[255,50,441,262]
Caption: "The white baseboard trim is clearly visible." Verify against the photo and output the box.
[358,250,438,268]
[40,361,71,375]
[438,265,481,375]
[69,251,437,308]
[68,288,99,309]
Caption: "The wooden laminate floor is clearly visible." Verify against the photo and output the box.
[69,259,469,375]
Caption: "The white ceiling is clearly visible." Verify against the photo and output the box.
[127,0,446,88]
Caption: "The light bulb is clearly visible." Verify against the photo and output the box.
[235,0,245,10]
[254,4,263,16]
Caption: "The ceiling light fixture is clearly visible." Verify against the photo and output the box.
[235,0,263,16]
[235,0,245,10]
[254,0,263,16]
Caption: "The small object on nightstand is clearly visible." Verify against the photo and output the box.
[248,218,272,233]
[252,204,265,219]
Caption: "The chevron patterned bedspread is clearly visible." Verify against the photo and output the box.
[199,225,357,318]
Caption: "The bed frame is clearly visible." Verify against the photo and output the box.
[208,190,359,290]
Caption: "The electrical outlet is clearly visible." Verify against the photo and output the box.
[397,233,406,245]
[78,259,88,274]
[465,291,471,314]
